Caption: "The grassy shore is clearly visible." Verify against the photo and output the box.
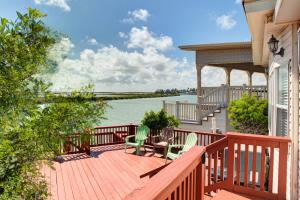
[40,92,180,103]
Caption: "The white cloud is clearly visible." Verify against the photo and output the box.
[34,0,71,12]
[48,27,195,92]
[122,9,150,23]
[216,13,237,30]
[118,32,127,39]
[235,0,242,4]
[87,38,98,46]
[127,27,173,52]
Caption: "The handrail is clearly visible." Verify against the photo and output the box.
[124,146,206,200]
[199,85,226,120]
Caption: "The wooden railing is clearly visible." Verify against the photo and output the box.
[61,124,137,154]
[205,137,228,193]
[172,129,225,146]
[204,133,290,200]
[124,146,206,200]
[61,125,224,154]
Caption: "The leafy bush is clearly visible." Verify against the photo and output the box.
[228,94,268,134]
[141,109,180,130]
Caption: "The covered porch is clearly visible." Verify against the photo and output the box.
[164,42,268,126]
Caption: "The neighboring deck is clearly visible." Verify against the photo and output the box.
[43,144,165,200]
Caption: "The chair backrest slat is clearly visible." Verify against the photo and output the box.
[135,125,150,143]
[182,133,197,152]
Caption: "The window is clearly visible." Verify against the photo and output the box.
[268,61,289,137]
[276,62,288,136]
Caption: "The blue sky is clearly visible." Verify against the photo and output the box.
[0,0,265,91]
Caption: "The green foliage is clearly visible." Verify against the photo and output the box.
[228,94,268,134]
[0,9,107,199]
[141,109,180,130]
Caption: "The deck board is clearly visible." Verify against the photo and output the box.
[44,144,165,200]
[204,190,265,200]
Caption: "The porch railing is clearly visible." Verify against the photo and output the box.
[164,85,267,123]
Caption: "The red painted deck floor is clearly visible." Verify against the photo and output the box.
[43,144,166,200]
[43,144,265,200]
[204,190,265,200]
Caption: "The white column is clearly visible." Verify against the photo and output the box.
[247,71,253,96]
[224,68,232,86]
[224,67,232,133]
[196,64,204,103]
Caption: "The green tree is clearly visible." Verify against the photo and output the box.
[0,9,106,199]
[228,94,268,134]
[141,109,180,130]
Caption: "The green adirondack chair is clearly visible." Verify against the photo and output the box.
[166,132,197,163]
[125,125,150,155]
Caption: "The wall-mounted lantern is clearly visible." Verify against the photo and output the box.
[268,35,284,57]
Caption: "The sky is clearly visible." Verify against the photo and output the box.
[0,0,266,92]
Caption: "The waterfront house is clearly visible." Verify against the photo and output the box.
[44,0,298,199]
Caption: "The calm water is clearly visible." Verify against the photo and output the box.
[100,95,197,126]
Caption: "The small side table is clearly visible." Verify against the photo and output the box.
[153,141,169,158]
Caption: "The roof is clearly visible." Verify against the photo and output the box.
[179,42,252,51]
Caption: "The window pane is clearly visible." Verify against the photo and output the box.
[277,65,288,106]
[276,107,288,136]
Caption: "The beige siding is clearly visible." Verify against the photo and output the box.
[196,48,252,65]
[269,25,294,200]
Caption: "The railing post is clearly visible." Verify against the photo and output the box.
[198,97,203,124]
[128,123,135,136]
[226,136,234,189]
[175,101,180,120]
[162,100,166,112]
[242,84,247,95]
[196,153,206,200]
[278,142,288,200]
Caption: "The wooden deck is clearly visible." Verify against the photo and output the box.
[43,144,165,200]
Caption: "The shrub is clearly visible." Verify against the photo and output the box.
[141,109,180,130]
[228,94,268,135]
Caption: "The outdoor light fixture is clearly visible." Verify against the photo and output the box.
[268,35,284,57]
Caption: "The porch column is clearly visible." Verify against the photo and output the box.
[264,71,269,88]
[223,67,232,133]
[247,71,253,87]
[247,71,254,96]
[196,64,204,103]
[224,67,232,86]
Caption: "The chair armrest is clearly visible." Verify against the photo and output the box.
[168,137,174,144]
[125,135,135,143]
[178,149,187,155]
[168,144,184,152]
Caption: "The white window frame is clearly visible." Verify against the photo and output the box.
[268,61,289,136]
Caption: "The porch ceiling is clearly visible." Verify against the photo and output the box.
[179,42,265,73]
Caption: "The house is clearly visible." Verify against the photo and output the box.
[164,0,299,199]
